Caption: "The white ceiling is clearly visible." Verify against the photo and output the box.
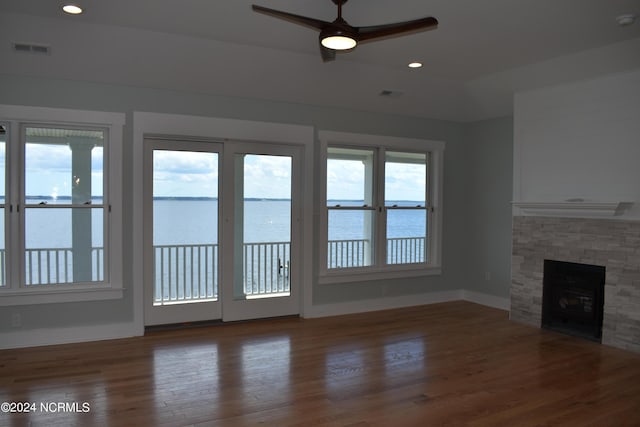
[1,0,639,121]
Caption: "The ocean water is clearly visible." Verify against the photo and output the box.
[0,198,426,249]
[0,198,426,286]
[154,199,426,245]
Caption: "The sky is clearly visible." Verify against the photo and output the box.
[1,143,425,201]
[327,159,426,202]
[24,143,104,198]
[153,151,292,199]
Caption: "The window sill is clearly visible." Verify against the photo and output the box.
[318,265,442,285]
[0,285,124,306]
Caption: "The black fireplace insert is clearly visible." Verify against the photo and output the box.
[541,260,605,342]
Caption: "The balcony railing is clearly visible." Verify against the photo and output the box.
[387,237,426,265]
[327,237,426,268]
[243,242,290,298]
[154,244,218,305]
[0,236,426,300]
[328,239,370,269]
[0,248,104,287]
[24,247,105,285]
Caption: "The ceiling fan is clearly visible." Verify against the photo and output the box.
[252,0,438,62]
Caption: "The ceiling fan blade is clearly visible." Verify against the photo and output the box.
[320,43,336,62]
[356,17,438,42]
[252,5,330,31]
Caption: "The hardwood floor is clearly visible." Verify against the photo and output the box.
[1,301,639,426]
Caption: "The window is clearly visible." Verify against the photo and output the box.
[384,151,428,265]
[327,147,375,268]
[24,126,105,285]
[320,131,443,283]
[0,105,124,305]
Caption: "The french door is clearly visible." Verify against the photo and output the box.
[144,138,300,326]
[221,142,300,322]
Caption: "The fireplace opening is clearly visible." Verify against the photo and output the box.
[541,260,605,342]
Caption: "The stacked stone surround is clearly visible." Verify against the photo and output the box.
[511,216,640,352]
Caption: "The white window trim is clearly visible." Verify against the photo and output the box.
[318,130,444,285]
[0,104,124,306]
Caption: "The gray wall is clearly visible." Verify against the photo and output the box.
[464,117,514,299]
[0,73,513,335]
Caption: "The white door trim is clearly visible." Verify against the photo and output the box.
[133,112,314,330]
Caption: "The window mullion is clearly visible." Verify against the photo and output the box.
[376,147,386,268]
[10,122,23,290]
[1,122,14,289]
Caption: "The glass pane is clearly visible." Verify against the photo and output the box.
[23,126,105,285]
[25,127,104,205]
[387,209,427,264]
[327,147,375,269]
[327,147,374,206]
[153,150,218,305]
[385,152,427,265]
[328,210,374,268]
[385,151,426,206]
[235,154,292,300]
[0,128,5,287]
[24,207,103,285]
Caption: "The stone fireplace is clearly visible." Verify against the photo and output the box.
[511,215,640,352]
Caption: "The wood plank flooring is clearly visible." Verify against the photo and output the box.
[1,301,640,426]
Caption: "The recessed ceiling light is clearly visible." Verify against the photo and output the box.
[379,89,404,98]
[62,4,83,15]
[408,62,423,69]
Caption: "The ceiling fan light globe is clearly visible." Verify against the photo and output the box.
[62,4,83,14]
[321,35,357,50]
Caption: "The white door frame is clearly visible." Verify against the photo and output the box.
[132,112,314,331]
[220,142,302,322]
[143,137,223,326]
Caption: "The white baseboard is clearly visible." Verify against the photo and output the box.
[305,289,510,319]
[1,289,509,349]
[0,321,143,350]
[305,290,463,318]
[462,290,510,311]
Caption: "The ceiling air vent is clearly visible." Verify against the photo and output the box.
[379,89,404,98]
[12,42,51,55]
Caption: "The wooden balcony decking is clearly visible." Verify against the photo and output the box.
[1,301,639,426]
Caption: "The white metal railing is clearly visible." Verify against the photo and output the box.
[387,237,426,264]
[22,247,104,285]
[26,248,73,285]
[0,250,5,287]
[328,239,370,268]
[243,242,290,297]
[154,244,218,305]
[0,237,425,297]
[328,237,426,268]
[0,248,103,287]
[153,242,291,305]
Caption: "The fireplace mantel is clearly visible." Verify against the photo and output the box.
[512,201,634,218]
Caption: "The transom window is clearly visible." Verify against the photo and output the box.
[320,131,443,283]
